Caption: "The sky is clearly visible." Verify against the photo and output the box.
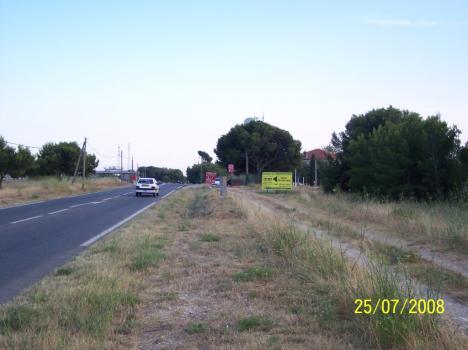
[1,0,467,172]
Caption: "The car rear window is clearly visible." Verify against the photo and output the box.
[138,179,153,184]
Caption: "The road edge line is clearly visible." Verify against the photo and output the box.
[80,187,180,247]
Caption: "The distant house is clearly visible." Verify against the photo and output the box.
[302,148,336,186]
[302,149,335,163]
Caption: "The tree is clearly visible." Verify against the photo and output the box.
[138,166,186,183]
[85,154,99,176]
[295,161,310,185]
[0,137,16,188]
[37,142,78,177]
[37,141,98,178]
[214,121,302,176]
[197,151,213,163]
[186,163,227,184]
[10,146,35,178]
[460,142,468,183]
[323,107,464,199]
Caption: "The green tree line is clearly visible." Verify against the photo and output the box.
[0,136,98,188]
[320,107,468,199]
[186,163,227,184]
[137,166,185,183]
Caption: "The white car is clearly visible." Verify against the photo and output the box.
[135,178,159,197]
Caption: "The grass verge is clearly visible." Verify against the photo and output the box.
[232,191,468,349]
[0,177,126,207]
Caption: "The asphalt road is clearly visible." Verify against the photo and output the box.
[0,182,182,303]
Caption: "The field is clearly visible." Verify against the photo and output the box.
[0,187,466,349]
[0,177,127,207]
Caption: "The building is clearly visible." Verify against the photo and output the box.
[302,148,336,186]
[302,149,335,163]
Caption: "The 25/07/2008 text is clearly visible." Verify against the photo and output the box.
[354,298,444,315]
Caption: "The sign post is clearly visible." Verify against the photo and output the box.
[261,172,293,191]
[205,172,216,185]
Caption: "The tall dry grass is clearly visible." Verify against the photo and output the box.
[0,177,126,206]
[296,188,468,254]
[231,191,467,349]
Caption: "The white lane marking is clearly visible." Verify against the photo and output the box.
[80,202,156,247]
[70,200,106,208]
[70,203,89,208]
[10,215,43,224]
[0,186,133,210]
[80,187,180,247]
[113,195,120,199]
[48,208,69,215]
[102,197,113,201]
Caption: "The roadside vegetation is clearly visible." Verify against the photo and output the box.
[0,137,100,189]
[249,186,468,304]
[231,189,467,349]
[318,107,468,199]
[1,187,466,349]
[0,177,126,207]
[295,187,467,255]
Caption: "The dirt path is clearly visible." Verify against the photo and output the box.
[231,188,468,333]
[235,189,468,278]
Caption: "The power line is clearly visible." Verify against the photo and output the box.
[86,141,115,158]
[5,138,125,162]
[4,140,41,149]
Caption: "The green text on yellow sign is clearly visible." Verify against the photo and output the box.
[261,172,293,190]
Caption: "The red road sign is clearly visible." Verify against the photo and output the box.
[205,172,216,184]
[228,164,234,173]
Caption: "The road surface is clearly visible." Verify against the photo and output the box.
[0,182,182,303]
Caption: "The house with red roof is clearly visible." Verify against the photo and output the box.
[302,149,336,162]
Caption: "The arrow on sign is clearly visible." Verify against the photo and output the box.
[273,176,278,182]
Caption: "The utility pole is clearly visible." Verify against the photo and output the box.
[120,150,124,182]
[117,145,120,169]
[127,144,130,170]
[72,138,86,184]
[244,151,249,184]
[200,158,203,184]
[82,137,87,190]
[314,158,318,187]
[132,156,134,172]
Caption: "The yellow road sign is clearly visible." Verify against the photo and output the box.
[262,172,293,190]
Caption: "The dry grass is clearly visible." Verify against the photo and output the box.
[0,177,127,207]
[295,188,468,254]
[231,190,468,349]
[1,187,466,349]
[136,188,347,349]
[246,187,468,304]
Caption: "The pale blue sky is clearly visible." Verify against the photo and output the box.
[1,0,467,171]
